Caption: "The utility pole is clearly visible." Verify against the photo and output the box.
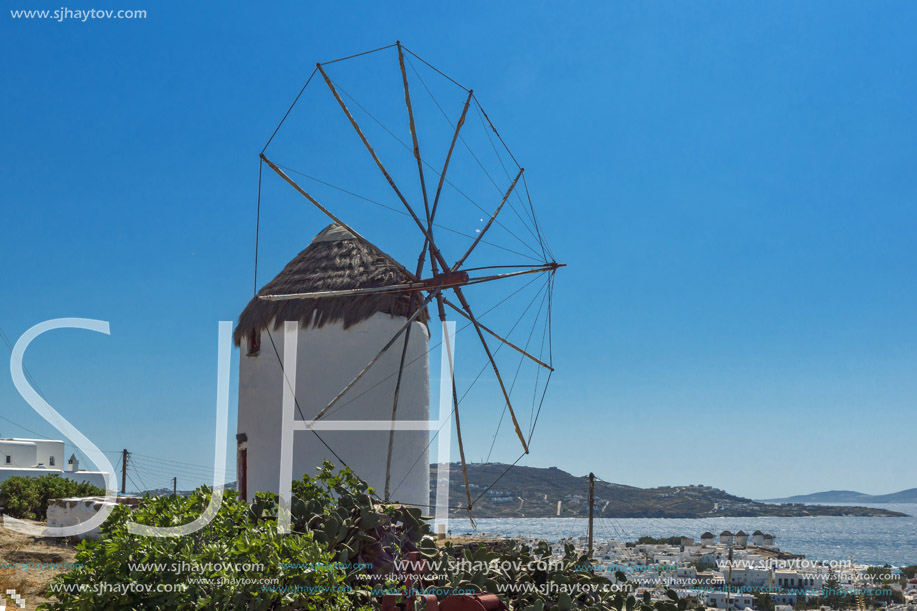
[173,477,177,496]
[588,472,595,557]
[121,449,128,495]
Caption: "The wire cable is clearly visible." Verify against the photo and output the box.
[261,67,318,154]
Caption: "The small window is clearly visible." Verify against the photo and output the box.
[247,329,261,357]
[50,456,55,466]
[4,456,10,464]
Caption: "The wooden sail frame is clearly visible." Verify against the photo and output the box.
[253,42,562,514]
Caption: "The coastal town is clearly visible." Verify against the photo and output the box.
[451,531,917,611]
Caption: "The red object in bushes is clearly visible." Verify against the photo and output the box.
[440,594,508,610]
[380,551,508,611]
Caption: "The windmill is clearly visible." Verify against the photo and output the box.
[242,42,563,520]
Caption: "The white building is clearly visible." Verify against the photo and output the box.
[703,591,755,610]
[727,566,770,588]
[775,569,824,591]
[772,594,798,606]
[0,438,108,489]
[234,224,430,509]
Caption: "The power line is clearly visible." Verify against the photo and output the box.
[128,452,236,475]
[0,414,53,440]
[0,326,108,469]
[128,461,234,485]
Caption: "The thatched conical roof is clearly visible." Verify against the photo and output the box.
[233,223,429,346]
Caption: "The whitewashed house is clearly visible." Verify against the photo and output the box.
[234,224,430,509]
[728,566,771,588]
[775,569,824,591]
[0,438,107,489]
[704,591,754,610]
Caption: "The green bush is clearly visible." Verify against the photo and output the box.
[43,462,690,611]
[0,474,105,520]
[42,487,368,611]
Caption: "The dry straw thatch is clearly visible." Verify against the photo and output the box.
[233,224,429,346]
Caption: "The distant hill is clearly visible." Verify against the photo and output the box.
[430,463,908,518]
[760,488,917,504]
[143,481,237,497]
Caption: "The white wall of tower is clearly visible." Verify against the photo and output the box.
[237,312,431,509]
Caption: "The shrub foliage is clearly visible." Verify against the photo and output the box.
[0,474,105,520]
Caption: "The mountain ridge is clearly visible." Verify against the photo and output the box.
[759,488,917,504]
[429,463,909,518]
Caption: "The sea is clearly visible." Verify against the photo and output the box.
[446,503,917,567]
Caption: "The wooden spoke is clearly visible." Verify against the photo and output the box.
[384,316,413,502]
[386,43,438,500]
[435,293,474,514]
[430,90,474,228]
[317,64,437,255]
[260,154,371,251]
[441,297,553,371]
[397,41,431,225]
[462,264,563,285]
[451,286,529,454]
[452,366,474,514]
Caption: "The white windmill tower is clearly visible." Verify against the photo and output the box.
[234,224,432,508]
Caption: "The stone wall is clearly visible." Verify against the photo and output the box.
[46,496,141,540]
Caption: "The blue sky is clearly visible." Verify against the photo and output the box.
[1,1,915,499]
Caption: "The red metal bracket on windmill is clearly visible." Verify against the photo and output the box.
[420,270,470,290]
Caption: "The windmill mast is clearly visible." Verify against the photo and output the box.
[588,472,595,556]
